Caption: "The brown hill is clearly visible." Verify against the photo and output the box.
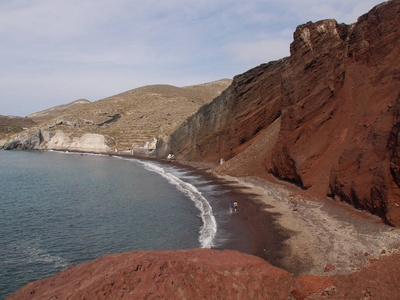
[155,0,400,226]
[1,79,231,150]
[61,80,232,149]
[0,115,36,139]
[27,99,91,124]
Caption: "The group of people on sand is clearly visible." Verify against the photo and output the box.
[229,200,238,213]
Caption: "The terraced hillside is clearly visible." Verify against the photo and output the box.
[9,79,231,150]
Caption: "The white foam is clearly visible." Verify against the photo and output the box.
[47,150,108,157]
[12,241,69,269]
[26,246,69,268]
[136,161,217,248]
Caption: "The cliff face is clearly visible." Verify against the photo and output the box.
[157,0,400,226]
[1,129,114,153]
[271,0,400,225]
[155,58,288,162]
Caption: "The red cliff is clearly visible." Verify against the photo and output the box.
[157,0,400,226]
[272,0,400,226]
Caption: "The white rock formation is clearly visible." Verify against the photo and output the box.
[46,130,111,153]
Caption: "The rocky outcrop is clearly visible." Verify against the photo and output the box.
[2,130,43,150]
[7,249,400,299]
[271,0,400,225]
[155,58,288,162]
[6,249,295,300]
[44,130,114,152]
[156,0,400,226]
[1,129,114,153]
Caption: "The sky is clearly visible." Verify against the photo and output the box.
[0,0,384,117]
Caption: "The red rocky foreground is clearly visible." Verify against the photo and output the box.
[7,249,400,299]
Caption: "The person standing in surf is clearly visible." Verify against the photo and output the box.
[229,201,234,213]
[233,201,238,213]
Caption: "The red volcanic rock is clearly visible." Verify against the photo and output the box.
[7,249,295,300]
[8,249,400,299]
[157,0,400,226]
[270,0,400,225]
[313,252,400,299]
[293,254,400,299]
[292,276,334,300]
[324,263,336,272]
[156,58,289,164]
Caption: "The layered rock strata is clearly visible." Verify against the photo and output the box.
[157,0,400,226]
[155,58,288,162]
[272,0,400,226]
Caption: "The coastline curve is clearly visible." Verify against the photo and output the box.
[126,158,218,248]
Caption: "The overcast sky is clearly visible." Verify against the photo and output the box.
[1,0,384,117]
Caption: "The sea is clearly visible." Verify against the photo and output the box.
[0,150,253,299]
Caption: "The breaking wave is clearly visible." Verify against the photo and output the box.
[136,161,217,248]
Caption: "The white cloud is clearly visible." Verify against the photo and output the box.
[0,0,387,116]
[0,0,97,37]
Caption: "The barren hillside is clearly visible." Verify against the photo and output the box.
[27,99,91,124]
[2,79,231,150]
[0,116,36,139]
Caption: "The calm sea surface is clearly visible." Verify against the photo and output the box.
[0,150,252,298]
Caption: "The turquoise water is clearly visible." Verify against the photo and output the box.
[0,150,252,298]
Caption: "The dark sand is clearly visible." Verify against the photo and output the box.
[179,166,308,275]
[177,166,292,269]
[218,175,400,276]
[114,153,400,277]
[56,150,400,277]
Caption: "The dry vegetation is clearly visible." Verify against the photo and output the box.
[27,99,91,124]
[21,79,232,149]
[0,116,36,139]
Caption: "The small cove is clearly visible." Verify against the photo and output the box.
[0,150,287,298]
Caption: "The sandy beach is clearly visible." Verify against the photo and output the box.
[216,173,400,277]
[114,152,400,278]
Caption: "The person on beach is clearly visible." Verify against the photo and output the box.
[233,201,238,213]
[229,201,234,213]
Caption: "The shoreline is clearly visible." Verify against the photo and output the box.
[42,149,293,268]
[174,165,290,265]
[216,175,400,276]
[150,154,400,276]
[13,149,400,277]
